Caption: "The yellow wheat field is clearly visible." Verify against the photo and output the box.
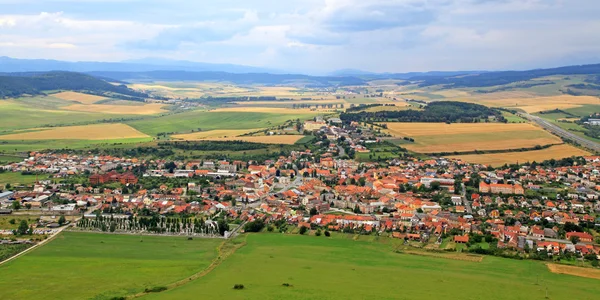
[52,91,107,104]
[172,129,263,140]
[471,95,600,113]
[0,123,150,140]
[447,145,590,166]
[384,123,544,137]
[547,264,600,280]
[63,103,166,115]
[205,135,304,145]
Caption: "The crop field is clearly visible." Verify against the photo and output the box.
[0,138,153,154]
[128,111,319,136]
[172,129,262,140]
[469,95,600,113]
[383,123,561,153]
[0,123,150,140]
[62,103,166,115]
[51,91,107,104]
[547,263,600,280]
[0,232,222,300]
[210,107,323,115]
[204,135,306,145]
[447,144,590,166]
[141,233,600,300]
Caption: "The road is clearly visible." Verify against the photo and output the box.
[520,113,600,153]
[461,183,473,214]
[337,145,346,157]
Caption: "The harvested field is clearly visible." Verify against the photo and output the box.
[171,129,262,140]
[210,107,321,114]
[205,135,305,145]
[0,123,149,140]
[51,91,106,104]
[464,95,600,113]
[547,264,600,280]
[383,122,561,153]
[231,99,345,105]
[63,103,166,115]
[447,144,590,166]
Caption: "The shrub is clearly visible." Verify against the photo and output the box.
[299,226,308,235]
[315,229,322,236]
[324,231,331,237]
[144,286,167,293]
[233,284,245,290]
[282,283,293,287]
[267,225,274,232]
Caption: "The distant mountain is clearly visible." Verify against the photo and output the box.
[0,57,279,74]
[412,63,600,88]
[87,70,367,87]
[0,71,149,100]
[329,69,376,76]
[330,69,483,79]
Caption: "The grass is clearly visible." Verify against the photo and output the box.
[143,233,600,300]
[0,232,222,300]
[128,111,318,136]
[0,155,24,164]
[0,172,51,185]
[0,138,154,154]
[0,244,32,262]
[0,216,40,230]
[0,123,149,140]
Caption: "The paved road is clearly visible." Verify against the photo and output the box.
[520,113,600,153]
[461,183,473,214]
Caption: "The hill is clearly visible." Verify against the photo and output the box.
[412,63,600,88]
[0,71,150,100]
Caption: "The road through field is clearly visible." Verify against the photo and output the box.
[521,113,600,153]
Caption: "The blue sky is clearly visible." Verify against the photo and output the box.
[0,0,599,73]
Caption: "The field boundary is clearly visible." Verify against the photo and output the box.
[128,237,247,299]
[546,263,600,280]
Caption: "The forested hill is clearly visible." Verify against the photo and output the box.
[0,71,149,99]
[412,63,600,88]
[340,101,505,123]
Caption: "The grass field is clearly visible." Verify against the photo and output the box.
[0,172,51,185]
[0,123,150,140]
[0,216,39,230]
[0,138,154,154]
[0,232,222,300]
[447,144,590,166]
[142,233,600,300]
[204,135,306,145]
[128,111,318,136]
[63,103,166,115]
[384,123,561,153]
[172,129,262,140]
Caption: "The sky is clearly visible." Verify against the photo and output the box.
[0,0,599,73]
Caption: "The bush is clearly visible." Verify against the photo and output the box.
[299,226,308,235]
[233,284,245,290]
[324,231,331,237]
[144,286,167,293]
[244,219,265,233]
[267,225,274,232]
[315,229,322,236]
[282,283,293,287]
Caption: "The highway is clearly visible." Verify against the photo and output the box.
[520,113,600,153]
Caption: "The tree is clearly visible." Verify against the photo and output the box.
[109,222,117,232]
[17,220,28,235]
[299,226,308,235]
[353,206,361,214]
[315,229,322,236]
[58,216,66,226]
[324,230,331,237]
[11,200,20,210]
[309,207,318,216]
[430,181,441,191]
[570,236,580,245]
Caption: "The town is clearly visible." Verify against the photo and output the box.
[1,118,600,266]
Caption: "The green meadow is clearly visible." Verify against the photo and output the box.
[0,232,222,300]
[0,172,52,186]
[145,233,599,300]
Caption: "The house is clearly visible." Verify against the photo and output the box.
[566,232,594,243]
[454,235,469,243]
[304,121,327,131]
[479,182,524,195]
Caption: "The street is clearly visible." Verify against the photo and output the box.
[520,113,600,153]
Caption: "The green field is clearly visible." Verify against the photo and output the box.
[0,216,40,230]
[128,111,318,136]
[0,172,52,186]
[0,138,154,154]
[0,232,222,300]
[143,234,600,300]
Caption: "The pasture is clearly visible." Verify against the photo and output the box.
[383,123,561,153]
[0,123,150,140]
[0,173,51,186]
[0,232,222,300]
[447,144,590,166]
[142,233,600,300]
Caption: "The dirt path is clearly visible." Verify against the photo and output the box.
[128,236,247,299]
[0,225,67,266]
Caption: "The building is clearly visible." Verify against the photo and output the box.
[587,119,600,126]
[420,177,455,188]
[566,232,594,243]
[479,182,524,195]
[90,171,138,185]
[0,191,14,202]
[303,121,327,131]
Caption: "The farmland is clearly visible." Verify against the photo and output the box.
[51,91,107,104]
[447,144,590,166]
[204,135,306,145]
[172,129,262,140]
[142,233,600,300]
[0,232,222,300]
[383,123,562,153]
[0,123,150,140]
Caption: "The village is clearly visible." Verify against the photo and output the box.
[1,119,600,265]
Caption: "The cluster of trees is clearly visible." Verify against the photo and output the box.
[291,103,343,109]
[76,215,224,236]
[68,146,175,158]
[475,81,554,93]
[0,71,150,98]
[340,101,505,124]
